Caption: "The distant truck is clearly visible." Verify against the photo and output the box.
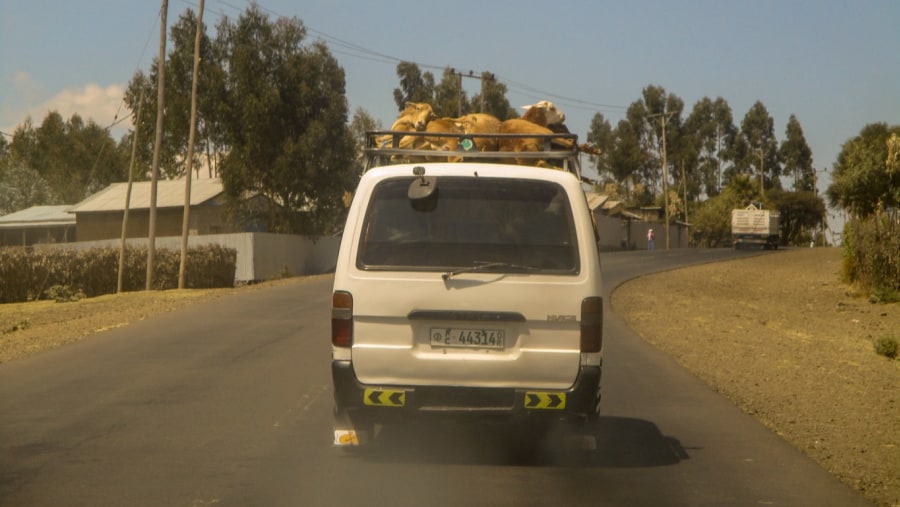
[732,204,780,250]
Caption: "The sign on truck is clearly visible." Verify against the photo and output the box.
[732,204,780,250]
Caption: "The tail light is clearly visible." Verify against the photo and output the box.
[332,291,353,347]
[580,297,603,353]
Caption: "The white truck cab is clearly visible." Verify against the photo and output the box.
[332,131,603,446]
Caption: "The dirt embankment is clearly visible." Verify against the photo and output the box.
[612,248,899,507]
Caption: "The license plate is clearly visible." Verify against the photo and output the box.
[430,327,505,350]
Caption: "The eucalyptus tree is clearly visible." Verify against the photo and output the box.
[215,5,357,235]
[683,97,736,197]
[6,112,124,204]
[469,72,517,120]
[0,164,56,215]
[586,112,614,183]
[392,61,436,111]
[124,8,221,179]
[608,117,645,201]
[432,67,467,118]
[779,114,814,191]
[622,85,685,196]
[735,101,781,194]
[0,133,9,171]
[349,107,381,171]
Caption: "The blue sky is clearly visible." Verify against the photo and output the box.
[2,0,899,201]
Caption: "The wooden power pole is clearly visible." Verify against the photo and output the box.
[146,0,167,290]
[178,0,204,289]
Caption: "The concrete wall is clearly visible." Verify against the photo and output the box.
[594,213,690,251]
[36,232,342,283]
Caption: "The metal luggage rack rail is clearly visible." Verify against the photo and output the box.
[363,130,582,177]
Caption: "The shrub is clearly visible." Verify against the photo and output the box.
[0,244,237,304]
[842,210,900,298]
[874,336,899,359]
[44,285,86,303]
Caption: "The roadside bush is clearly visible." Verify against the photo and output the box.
[842,209,900,300]
[44,285,86,303]
[0,244,237,304]
[874,335,899,359]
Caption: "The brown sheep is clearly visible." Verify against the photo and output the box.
[453,113,502,151]
[377,102,437,149]
[497,113,577,168]
[423,118,465,162]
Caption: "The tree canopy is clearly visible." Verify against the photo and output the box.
[119,5,360,235]
[1,112,127,207]
[827,122,900,218]
[213,6,357,235]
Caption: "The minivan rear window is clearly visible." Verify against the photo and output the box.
[357,176,579,274]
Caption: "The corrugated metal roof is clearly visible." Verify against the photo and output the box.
[0,205,75,228]
[69,178,224,213]
[584,192,613,211]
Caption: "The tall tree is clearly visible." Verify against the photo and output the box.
[0,133,9,171]
[736,101,781,193]
[216,5,357,235]
[392,62,435,111]
[124,8,222,179]
[6,112,124,204]
[609,117,645,199]
[349,107,380,170]
[470,72,517,120]
[827,122,900,218]
[432,67,466,118]
[586,112,614,182]
[624,85,685,195]
[0,163,56,214]
[684,97,736,197]
[779,114,814,191]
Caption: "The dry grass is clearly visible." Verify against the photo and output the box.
[612,247,900,507]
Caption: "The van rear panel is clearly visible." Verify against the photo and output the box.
[331,163,603,430]
[350,273,584,388]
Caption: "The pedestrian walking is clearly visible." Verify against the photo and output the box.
[647,228,655,250]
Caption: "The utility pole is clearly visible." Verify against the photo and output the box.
[814,167,829,246]
[178,0,204,289]
[757,148,765,197]
[450,69,494,114]
[147,0,167,291]
[118,91,143,293]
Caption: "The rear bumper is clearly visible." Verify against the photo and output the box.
[332,360,601,422]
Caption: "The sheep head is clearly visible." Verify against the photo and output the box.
[396,102,437,131]
[521,100,566,126]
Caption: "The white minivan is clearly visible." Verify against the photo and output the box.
[331,132,603,446]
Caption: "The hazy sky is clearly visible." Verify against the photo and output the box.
[2,0,899,201]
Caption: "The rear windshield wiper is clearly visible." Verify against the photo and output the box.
[442,261,540,281]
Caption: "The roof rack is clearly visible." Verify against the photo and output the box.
[363,130,583,179]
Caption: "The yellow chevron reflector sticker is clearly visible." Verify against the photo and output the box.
[524,392,566,410]
[364,389,406,407]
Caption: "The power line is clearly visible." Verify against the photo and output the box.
[191,0,629,116]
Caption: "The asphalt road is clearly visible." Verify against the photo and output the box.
[0,249,871,506]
